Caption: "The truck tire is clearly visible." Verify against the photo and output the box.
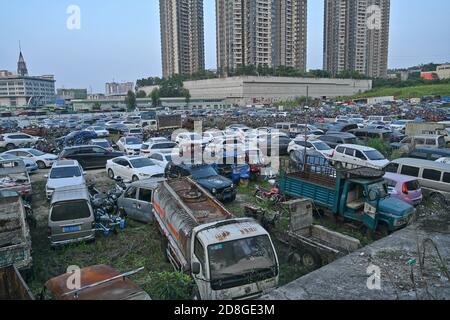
[301,250,321,269]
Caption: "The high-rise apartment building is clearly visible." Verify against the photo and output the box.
[160,0,205,78]
[323,0,390,78]
[216,0,307,76]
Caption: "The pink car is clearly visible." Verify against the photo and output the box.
[384,172,423,206]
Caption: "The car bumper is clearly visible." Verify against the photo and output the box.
[49,232,95,246]
[216,189,237,202]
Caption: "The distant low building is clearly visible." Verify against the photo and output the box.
[57,88,88,100]
[420,72,437,81]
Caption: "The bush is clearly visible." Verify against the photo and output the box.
[142,271,195,300]
[365,138,391,158]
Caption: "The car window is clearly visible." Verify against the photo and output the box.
[385,163,399,173]
[344,148,354,156]
[50,166,81,179]
[194,238,205,271]
[443,172,450,183]
[426,139,436,146]
[401,165,420,177]
[355,150,366,160]
[125,187,137,199]
[151,154,163,161]
[138,188,153,203]
[422,169,442,182]
[415,138,425,145]
[336,146,345,153]
[50,200,91,222]
[92,147,106,154]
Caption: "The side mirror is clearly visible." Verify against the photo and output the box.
[44,174,48,178]
[192,262,201,275]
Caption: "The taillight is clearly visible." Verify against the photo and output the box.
[402,183,408,194]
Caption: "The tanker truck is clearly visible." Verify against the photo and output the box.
[150,177,279,300]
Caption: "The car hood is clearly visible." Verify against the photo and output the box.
[378,196,415,217]
[195,175,233,189]
[47,176,85,189]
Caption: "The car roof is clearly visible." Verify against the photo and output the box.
[384,172,418,183]
[51,186,90,204]
[337,144,376,151]
[52,160,79,167]
[392,158,450,171]
[116,155,146,160]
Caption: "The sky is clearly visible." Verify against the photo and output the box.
[0,0,449,92]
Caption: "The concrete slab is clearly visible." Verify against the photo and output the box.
[262,214,450,300]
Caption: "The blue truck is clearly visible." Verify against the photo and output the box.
[279,156,416,234]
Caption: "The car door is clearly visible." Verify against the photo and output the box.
[133,187,155,223]
[120,159,133,181]
[119,186,139,220]
[117,138,125,152]
[92,147,111,168]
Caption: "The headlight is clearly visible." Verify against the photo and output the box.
[211,188,217,194]
[230,183,234,189]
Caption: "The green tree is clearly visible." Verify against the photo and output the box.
[150,88,161,107]
[136,90,147,98]
[92,102,101,111]
[125,90,137,111]
[182,88,191,107]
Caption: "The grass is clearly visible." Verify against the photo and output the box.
[348,83,450,100]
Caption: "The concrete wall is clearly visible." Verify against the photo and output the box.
[184,76,372,106]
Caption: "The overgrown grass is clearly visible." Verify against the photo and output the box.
[348,83,450,100]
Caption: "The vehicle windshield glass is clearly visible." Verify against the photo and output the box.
[367,182,389,199]
[94,141,110,148]
[130,158,156,168]
[344,138,357,144]
[50,167,81,179]
[365,150,385,160]
[405,180,420,191]
[311,141,331,151]
[208,235,277,281]
[28,149,45,156]
[164,155,173,161]
[191,166,218,179]
[126,137,142,144]
[51,200,91,222]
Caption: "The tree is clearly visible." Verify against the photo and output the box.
[92,102,101,111]
[150,88,161,107]
[182,88,191,107]
[125,90,136,111]
[136,90,147,98]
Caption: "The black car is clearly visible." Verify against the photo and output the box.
[59,145,124,169]
[165,163,236,202]
[318,133,357,148]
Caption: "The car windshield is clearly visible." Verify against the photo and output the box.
[311,141,331,151]
[126,138,142,144]
[50,167,81,179]
[365,150,386,161]
[130,158,156,168]
[343,137,357,144]
[28,149,45,156]
[208,235,277,281]
[164,155,173,161]
[191,166,218,179]
[405,180,420,191]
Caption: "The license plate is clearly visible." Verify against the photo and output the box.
[63,226,81,233]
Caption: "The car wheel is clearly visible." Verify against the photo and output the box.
[108,169,115,179]
[5,143,15,151]
[132,175,139,182]
[36,161,46,169]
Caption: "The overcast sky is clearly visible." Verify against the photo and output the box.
[1,0,449,92]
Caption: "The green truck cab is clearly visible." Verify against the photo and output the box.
[279,158,416,233]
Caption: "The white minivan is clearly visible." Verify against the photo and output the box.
[331,144,390,170]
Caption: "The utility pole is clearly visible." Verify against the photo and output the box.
[303,86,309,172]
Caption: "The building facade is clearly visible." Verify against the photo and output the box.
[105,82,134,96]
[323,0,390,78]
[0,51,55,108]
[184,76,372,106]
[160,0,205,78]
[0,75,56,107]
[216,0,307,75]
[436,64,450,80]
